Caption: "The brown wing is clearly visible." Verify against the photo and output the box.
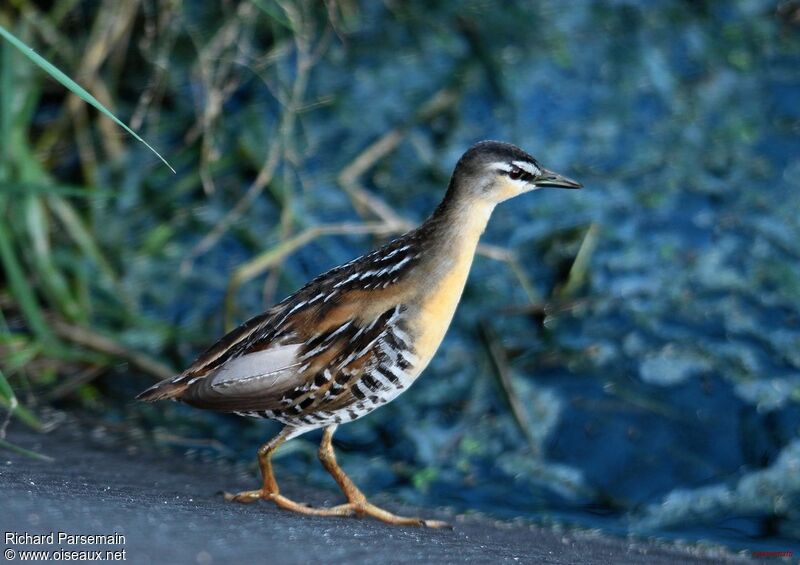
[134,308,280,402]
[156,301,409,414]
[136,230,423,410]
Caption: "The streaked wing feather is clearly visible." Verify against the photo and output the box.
[142,229,423,411]
[210,344,303,392]
[181,310,277,379]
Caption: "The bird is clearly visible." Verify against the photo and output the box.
[137,140,581,528]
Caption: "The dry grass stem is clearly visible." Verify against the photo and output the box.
[181,1,326,274]
[52,320,174,381]
[479,322,541,458]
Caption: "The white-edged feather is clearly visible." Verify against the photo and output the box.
[210,344,302,393]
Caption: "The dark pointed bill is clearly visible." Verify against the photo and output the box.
[534,168,583,189]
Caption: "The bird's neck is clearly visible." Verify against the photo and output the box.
[418,190,495,280]
[404,191,495,369]
[427,189,495,254]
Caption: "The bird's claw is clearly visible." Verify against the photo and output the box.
[420,519,452,529]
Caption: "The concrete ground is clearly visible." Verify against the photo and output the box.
[0,425,753,564]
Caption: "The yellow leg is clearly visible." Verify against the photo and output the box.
[317,426,450,529]
[225,425,449,528]
[224,426,355,517]
[224,426,289,503]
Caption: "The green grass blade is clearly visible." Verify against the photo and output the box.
[0,438,53,462]
[47,195,119,286]
[252,0,294,30]
[0,24,175,173]
[0,26,11,181]
[0,367,16,403]
[0,198,57,347]
[0,337,41,373]
[0,401,42,431]
[25,196,84,322]
[0,181,107,198]
[0,368,42,431]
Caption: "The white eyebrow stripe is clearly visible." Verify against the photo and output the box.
[512,160,540,175]
[491,161,540,177]
[491,162,513,172]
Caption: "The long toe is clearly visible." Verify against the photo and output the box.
[223,489,264,503]
[360,501,451,528]
[271,496,356,517]
[224,489,449,527]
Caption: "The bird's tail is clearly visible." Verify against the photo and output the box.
[135,375,191,402]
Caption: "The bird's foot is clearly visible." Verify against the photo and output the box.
[224,490,449,528]
[224,489,347,514]
[223,489,265,504]
[350,500,451,529]
[273,497,450,528]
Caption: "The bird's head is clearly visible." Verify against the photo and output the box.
[450,140,582,205]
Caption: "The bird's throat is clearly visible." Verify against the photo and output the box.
[407,198,495,372]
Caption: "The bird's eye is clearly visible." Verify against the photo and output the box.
[508,167,525,180]
[508,166,535,181]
